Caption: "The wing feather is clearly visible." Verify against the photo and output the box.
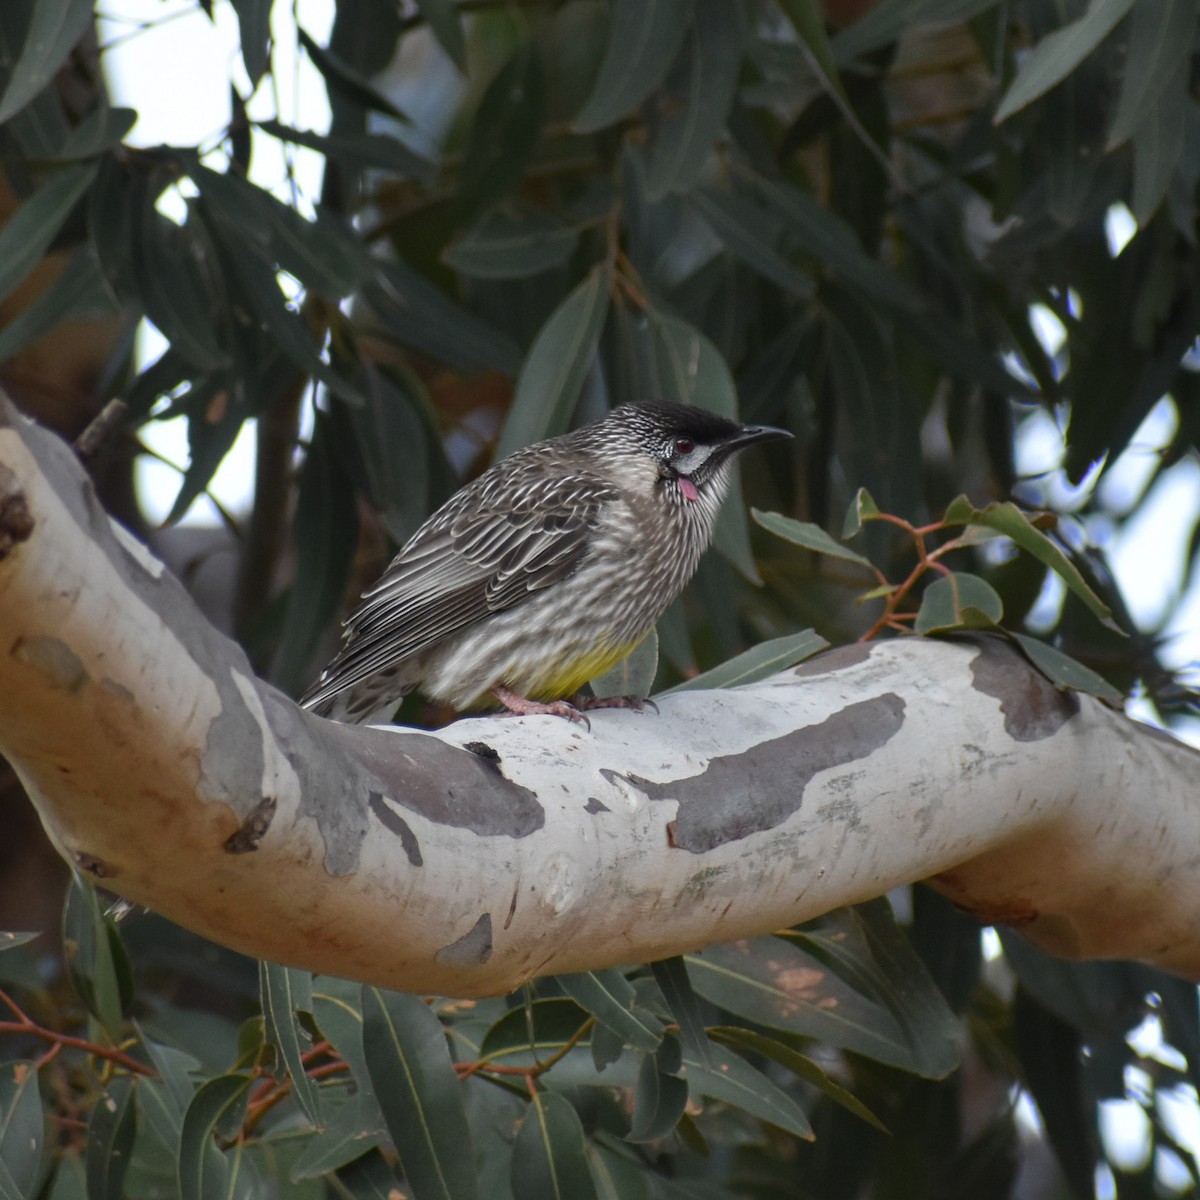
[299,469,618,708]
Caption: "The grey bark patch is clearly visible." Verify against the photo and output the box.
[792,642,873,676]
[368,792,424,866]
[613,693,906,853]
[968,635,1079,741]
[224,795,276,854]
[11,635,88,692]
[435,912,494,966]
[325,723,544,837]
[584,797,610,814]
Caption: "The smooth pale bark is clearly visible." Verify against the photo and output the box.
[2,394,1199,996]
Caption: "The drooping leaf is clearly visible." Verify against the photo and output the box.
[1011,633,1124,705]
[941,498,1116,628]
[86,1076,137,1200]
[0,161,96,306]
[0,0,95,125]
[993,0,1137,122]
[272,408,358,695]
[62,873,132,1036]
[573,0,695,133]
[627,1038,688,1142]
[644,0,745,199]
[289,1092,387,1179]
[258,119,433,181]
[658,629,829,694]
[479,999,593,1071]
[683,1047,813,1140]
[511,1091,599,1200]
[443,211,580,281]
[0,1061,42,1198]
[363,988,480,1200]
[259,962,320,1124]
[229,0,272,86]
[913,572,1004,634]
[649,957,711,1068]
[495,264,609,459]
[177,1075,253,1200]
[0,932,38,953]
[136,1032,199,1150]
[55,106,137,160]
[297,26,407,120]
[752,508,873,568]
[707,1026,887,1130]
[458,42,546,225]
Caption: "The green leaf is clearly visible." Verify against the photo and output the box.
[511,1091,599,1200]
[229,0,272,86]
[479,999,593,1070]
[0,932,38,953]
[334,1150,406,1199]
[683,1047,813,1140]
[495,264,610,459]
[289,1092,385,1179]
[161,378,245,527]
[177,1075,253,1200]
[685,930,948,1074]
[363,987,480,1200]
[589,630,659,701]
[133,204,230,372]
[841,487,881,538]
[86,1076,137,1200]
[259,962,320,1125]
[649,312,736,416]
[752,508,873,568]
[136,1033,198,1150]
[706,1026,887,1130]
[649,957,711,1068]
[777,0,849,103]
[443,211,580,281]
[993,0,1136,123]
[914,572,1004,634]
[573,0,695,133]
[832,0,1004,64]
[297,26,407,120]
[195,166,374,299]
[458,42,545,224]
[644,0,744,198]
[657,629,829,695]
[55,106,137,159]
[272,408,358,696]
[0,161,96,306]
[0,1061,42,1198]
[258,119,433,182]
[1106,0,1198,149]
[0,0,95,126]
[690,190,815,299]
[366,263,521,375]
[627,1039,688,1142]
[416,0,466,69]
[1129,62,1189,224]
[62,873,131,1035]
[1011,633,1124,705]
[941,498,1116,628]
[789,901,961,1079]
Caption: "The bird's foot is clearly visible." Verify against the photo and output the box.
[570,693,659,715]
[493,686,591,730]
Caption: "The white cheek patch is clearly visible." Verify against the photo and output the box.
[678,477,700,502]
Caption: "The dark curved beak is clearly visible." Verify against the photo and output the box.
[730,423,794,450]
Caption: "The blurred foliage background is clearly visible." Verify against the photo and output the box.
[2,0,1200,1196]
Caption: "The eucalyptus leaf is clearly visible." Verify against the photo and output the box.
[914,572,1004,634]
[0,0,95,125]
[658,629,828,695]
[752,508,872,567]
[511,1091,599,1200]
[1011,633,1124,705]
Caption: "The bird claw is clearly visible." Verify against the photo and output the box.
[571,693,659,715]
[493,687,592,731]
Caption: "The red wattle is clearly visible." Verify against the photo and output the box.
[678,477,699,502]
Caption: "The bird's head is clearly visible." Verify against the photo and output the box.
[604,403,792,508]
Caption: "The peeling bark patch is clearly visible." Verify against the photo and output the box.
[224,795,276,854]
[74,851,116,878]
[368,792,423,866]
[327,723,544,838]
[969,636,1079,741]
[584,798,609,814]
[792,642,873,677]
[0,487,33,559]
[463,740,501,766]
[435,912,493,966]
[625,694,906,854]
[12,635,88,692]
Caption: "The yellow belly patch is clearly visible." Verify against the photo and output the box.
[466,640,641,710]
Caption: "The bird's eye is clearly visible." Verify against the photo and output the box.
[674,437,696,456]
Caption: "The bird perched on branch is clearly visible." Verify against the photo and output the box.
[300,402,791,725]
